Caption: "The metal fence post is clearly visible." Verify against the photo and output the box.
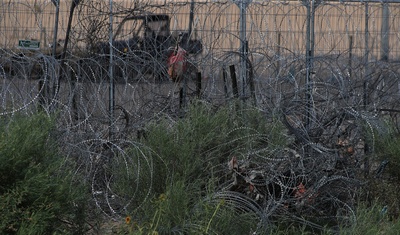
[51,0,59,58]
[364,2,369,110]
[381,1,390,61]
[109,0,115,139]
[364,2,371,177]
[233,0,252,100]
[50,0,60,110]
[304,0,317,133]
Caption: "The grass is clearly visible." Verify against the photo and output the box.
[0,112,90,234]
[338,202,400,235]
[1,102,400,234]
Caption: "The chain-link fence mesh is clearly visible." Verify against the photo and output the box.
[1,0,400,230]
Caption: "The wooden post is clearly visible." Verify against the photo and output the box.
[196,72,202,98]
[349,35,353,79]
[229,65,239,99]
[38,80,45,109]
[179,87,184,110]
[222,67,229,98]
[248,62,256,105]
[246,41,256,105]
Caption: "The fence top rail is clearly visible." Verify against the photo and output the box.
[321,0,400,2]
[247,0,400,3]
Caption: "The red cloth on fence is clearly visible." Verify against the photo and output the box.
[167,46,187,82]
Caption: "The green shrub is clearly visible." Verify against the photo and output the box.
[142,101,289,187]
[112,101,289,234]
[375,132,400,179]
[0,113,89,234]
[339,202,400,235]
[359,119,400,219]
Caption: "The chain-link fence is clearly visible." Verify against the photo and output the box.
[1,0,399,132]
[2,0,400,55]
[2,0,400,110]
[1,0,400,229]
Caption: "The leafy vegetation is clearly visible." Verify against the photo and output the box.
[1,102,400,234]
[0,113,90,235]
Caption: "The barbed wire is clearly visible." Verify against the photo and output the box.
[1,0,400,231]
